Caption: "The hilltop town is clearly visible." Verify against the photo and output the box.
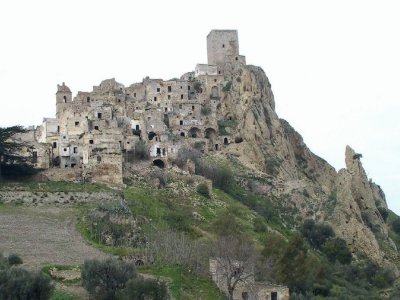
[19,30,247,186]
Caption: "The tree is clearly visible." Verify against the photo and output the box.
[0,254,53,300]
[322,238,352,264]
[81,258,136,300]
[211,235,257,300]
[0,125,37,180]
[300,219,335,250]
[119,278,169,300]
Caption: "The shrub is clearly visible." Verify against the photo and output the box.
[222,81,232,92]
[119,278,169,300]
[322,238,352,264]
[0,267,53,300]
[195,160,234,192]
[196,183,210,198]
[7,253,23,266]
[81,258,136,300]
[300,219,335,250]
[392,217,400,234]
[163,211,193,234]
[134,140,149,160]
[253,216,267,233]
[377,206,389,222]
[201,105,211,116]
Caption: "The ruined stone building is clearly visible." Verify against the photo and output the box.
[29,30,247,186]
[209,258,289,300]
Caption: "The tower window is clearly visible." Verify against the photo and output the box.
[63,96,67,103]
[87,96,90,102]
[181,94,184,100]
[154,97,157,101]
[52,142,57,148]
[168,86,171,92]
[180,120,183,125]
[97,112,102,119]
[157,88,160,92]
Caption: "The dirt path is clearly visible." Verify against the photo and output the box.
[0,205,108,270]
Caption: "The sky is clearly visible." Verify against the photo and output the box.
[0,0,399,213]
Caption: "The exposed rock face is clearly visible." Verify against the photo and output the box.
[220,65,395,264]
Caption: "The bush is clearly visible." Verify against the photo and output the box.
[253,217,267,233]
[0,267,53,300]
[81,258,136,300]
[7,253,23,266]
[195,160,234,192]
[163,211,193,234]
[134,140,149,160]
[322,238,352,264]
[119,277,169,300]
[300,219,335,250]
[392,217,400,234]
[377,207,389,222]
[196,183,210,198]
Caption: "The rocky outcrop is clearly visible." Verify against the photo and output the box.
[219,65,396,264]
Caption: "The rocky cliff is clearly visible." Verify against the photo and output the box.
[217,63,397,266]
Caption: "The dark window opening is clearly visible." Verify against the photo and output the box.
[154,97,157,101]
[180,86,183,89]
[57,126,60,133]
[148,132,156,140]
[215,144,219,150]
[165,107,168,112]
[271,292,278,300]
[180,120,183,125]
[214,79,217,82]
[162,148,166,156]
[63,148,67,152]
[64,164,68,168]
[192,105,195,110]
[75,121,79,126]
[242,292,249,300]
[97,156,101,162]
[157,87,160,92]
[218,71,221,74]
[188,86,190,90]
[71,163,76,168]
[181,94,184,100]
[179,104,182,109]
[89,140,94,144]
[134,93,136,97]
[52,142,57,148]
[180,132,185,137]
[156,148,161,156]
[235,57,238,61]
[94,126,99,130]
[136,125,140,130]
[97,112,102,119]
[153,159,165,168]
[73,147,78,154]
[168,86,172,92]
[168,95,171,100]
[118,99,121,103]
[224,137,229,145]
[32,151,37,163]
[63,96,67,103]
[222,44,225,48]
[62,135,66,139]
[87,97,90,103]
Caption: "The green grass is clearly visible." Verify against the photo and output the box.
[0,181,112,192]
[139,265,224,300]
[41,264,81,284]
[51,290,80,300]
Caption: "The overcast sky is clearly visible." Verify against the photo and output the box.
[0,0,399,214]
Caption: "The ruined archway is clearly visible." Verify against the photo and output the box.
[211,86,219,98]
[205,128,217,139]
[189,127,201,138]
[153,159,165,168]
[148,132,156,140]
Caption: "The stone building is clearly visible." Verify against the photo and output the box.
[209,258,289,300]
[27,30,247,186]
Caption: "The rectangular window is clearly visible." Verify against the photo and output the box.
[89,140,94,144]
[192,105,195,110]
[168,86,171,92]
[168,95,171,100]
[75,121,79,126]
[94,125,99,130]
[52,142,57,148]
[134,93,136,97]
[181,94,184,100]
[73,147,78,154]
[157,88,160,92]
[154,97,157,101]
[63,148,67,152]
[97,113,102,119]
[87,96,90,102]
[188,86,190,90]
[180,120,183,125]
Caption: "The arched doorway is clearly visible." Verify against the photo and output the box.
[153,159,165,168]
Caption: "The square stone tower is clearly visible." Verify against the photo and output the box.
[207,30,239,68]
